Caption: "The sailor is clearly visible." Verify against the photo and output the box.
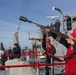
[65,28,76,75]
[7,46,12,60]
[13,43,21,59]
[54,19,60,32]
[44,27,76,75]
[45,38,56,75]
[50,22,54,30]
[0,42,5,70]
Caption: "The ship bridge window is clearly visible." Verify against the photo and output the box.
[72,17,76,22]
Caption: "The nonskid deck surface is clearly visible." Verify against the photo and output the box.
[0,69,65,75]
[0,70,7,75]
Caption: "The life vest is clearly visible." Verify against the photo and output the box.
[65,45,76,74]
[46,44,53,54]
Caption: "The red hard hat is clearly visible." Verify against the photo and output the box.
[46,38,50,43]
[71,28,76,36]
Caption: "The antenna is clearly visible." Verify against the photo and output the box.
[47,16,59,23]
[47,16,59,19]
[28,31,30,39]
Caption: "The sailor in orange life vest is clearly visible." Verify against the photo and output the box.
[64,28,76,75]
[45,38,56,75]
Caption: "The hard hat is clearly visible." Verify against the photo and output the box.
[46,38,51,43]
[71,28,76,36]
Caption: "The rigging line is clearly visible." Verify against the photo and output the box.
[17,0,31,32]
[20,0,26,16]
[23,0,28,15]
[21,0,31,16]
[17,21,21,32]
[17,0,27,32]
[17,0,24,32]
[24,0,31,15]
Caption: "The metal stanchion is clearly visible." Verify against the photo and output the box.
[36,62,40,75]
[6,52,10,60]
[52,58,54,75]
[7,68,10,75]
[50,58,54,75]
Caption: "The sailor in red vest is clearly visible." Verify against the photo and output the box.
[46,38,56,56]
[45,38,56,75]
[65,28,76,75]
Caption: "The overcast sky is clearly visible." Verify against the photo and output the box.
[0,0,76,49]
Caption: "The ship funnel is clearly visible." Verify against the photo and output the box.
[12,32,19,45]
